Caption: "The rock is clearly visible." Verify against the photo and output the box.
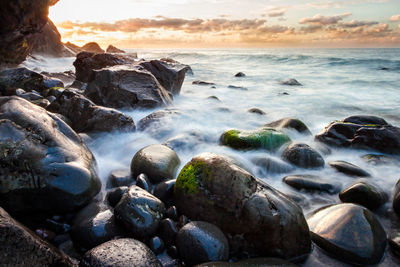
[166,206,179,221]
[0,96,101,214]
[80,238,162,267]
[177,221,229,266]
[131,145,181,184]
[0,67,63,95]
[73,51,135,83]
[41,71,76,85]
[0,0,58,65]
[0,207,75,266]
[251,156,294,175]
[307,203,387,265]
[164,131,210,151]
[71,208,126,250]
[193,80,215,86]
[31,98,51,108]
[174,153,311,259]
[47,89,136,133]
[207,96,220,101]
[136,173,151,192]
[153,179,176,205]
[137,109,181,131]
[328,161,371,177]
[265,118,312,135]
[106,186,128,207]
[361,154,400,166]
[167,246,179,259]
[234,72,246,77]
[106,45,125,53]
[283,175,341,194]
[85,65,172,109]
[315,115,400,154]
[65,42,83,54]
[389,232,400,256]
[220,127,291,151]
[339,181,388,209]
[196,257,297,266]
[81,42,104,53]
[139,59,191,95]
[114,186,166,238]
[393,179,400,216]
[148,236,164,255]
[106,169,134,189]
[228,85,247,90]
[247,108,266,115]
[280,79,302,86]
[157,218,178,246]
[282,143,325,169]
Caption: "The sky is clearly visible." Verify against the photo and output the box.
[49,0,400,48]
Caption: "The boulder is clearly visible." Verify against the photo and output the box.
[315,115,400,154]
[47,89,136,133]
[80,238,162,267]
[106,169,134,189]
[393,179,400,216]
[137,110,181,138]
[131,144,181,183]
[328,161,370,177]
[282,143,325,169]
[0,207,75,266]
[280,79,302,86]
[81,42,104,53]
[251,156,294,175]
[174,153,311,259]
[235,72,246,77]
[264,118,312,135]
[0,67,63,95]
[247,108,266,115]
[106,45,125,53]
[307,203,387,265]
[84,65,172,109]
[193,80,215,86]
[176,221,229,266]
[114,186,166,238]
[220,127,291,151]
[0,96,101,214]
[283,175,341,194]
[339,181,388,209]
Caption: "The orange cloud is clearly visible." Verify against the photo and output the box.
[299,13,352,25]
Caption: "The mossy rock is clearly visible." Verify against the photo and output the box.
[220,127,290,151]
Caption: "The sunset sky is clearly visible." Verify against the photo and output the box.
[49,0,400,48]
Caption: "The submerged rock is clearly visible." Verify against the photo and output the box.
[361,154,400,166]
[283,175,341,194]
[328,161,370,177]
[80,238,162,267]
[174,153,311,259]
[339,181,388,210]
[176,221,229,266]
[137,109,181,131]
[0,96,101,214]
[280,79,302,86]
[265,118,311,135]
[251,156,294,175]
[220,127,291,151]
[164,131,210,151]
[307,203,387,265]
[247,108,266,115]
[282,143,325,169]
[106,45,125,53]
[193,80,216,86]
[315,115,400,154]
[235,72,246,77]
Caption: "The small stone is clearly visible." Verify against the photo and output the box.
[247,108,266,115]
[136,173,151,192]
[167,246,179,259]
[234,72,246,77]
[166,206,179,221]
[280,78,302,86]
[106,169,134,189]
[283,175,341,194]
[282,143,325,169]
[148,236,165,255]
[339,181,388,210]
[329,161,371,177]
[153,179,176,205]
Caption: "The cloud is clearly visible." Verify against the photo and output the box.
[299,13,352,25]
[390,15,400,22]
[340,20,378,28]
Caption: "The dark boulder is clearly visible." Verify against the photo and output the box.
[307,203,387,265]
[247,108,266,115]
[114,186,166,238]
[339,181,388,210]
[153,179,176,205]
[80,238,162,267]
[280,79,302,86]
[81,42,104,53]
[193,80,215,86]
[0,207,75,266]
[0,96,101,214]
[282,143,325,169]
[265,118,311,135]
[164,131,210,151]
[315,115,400,154]
[106,169,134,189]
[393,179,400,216]
[47,89,136,133]
[235,72,246,77]
[106,186,129,207]
[106,45,125,53]
[157,218,178,246]
[251,156,294,175]
[328,161,370,177]
[174,153,311,259]
[176,221,229,266]
[283,174,341,194]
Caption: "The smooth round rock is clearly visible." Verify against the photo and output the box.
[328,161,371,177]
[177,221,229,266]
[307,203,387,265]
[79,238,162,267]
[339,181,388,210]
[131,144,181,183]
[166,206,179,221]
[282,143,325,169]
[264,118,311,135]
[283,175,341,194]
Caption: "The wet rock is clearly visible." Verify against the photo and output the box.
[328,161,370,177]
[307,203,387,265]
[177,221,229,266]
[154,179,176,205]
[81,42,104,53]
[148,236,164,255]
[389,232,400,256]
[361,153,400,165]
[265,118,312,135]
[106,169,134,189]
[283,175,341,194]
[247,108,266,115]
[166,206,179,221]
[131,144,181,184]
[136,173,151,192]
[31,98,51,108]
[0,96,101,214]
[157,218,178,246]
[85,65,172,109]
[35,228,56,241]
[106,186,128,207]
[174,153,311,259]
[164,131,210,151]
[106,45,125,53]
[393,179,400,216]
[220,127,291,151]
[228,85,247,90]
[137,109,181,132]
[339,181,388,209]
[139,59,191,95]
[235,72,246,77]
[193,80,215,86]
[315,115,400,154]
[207,96,220,101]
[47,89,136,133]
[251,156,294,175]
[282,143,325,169]
[167,246,179,259]
[0,207,75,266]
[41,71,76,85]
[114,186,166,238]
[80,238,162,267]
[0,67,63,95]
[196,257,297,266]
[280,79,302,86]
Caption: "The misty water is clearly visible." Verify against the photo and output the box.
[23,49,400,252]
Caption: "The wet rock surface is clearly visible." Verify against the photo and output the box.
[328,160,371,177]
[282,143,325,169]
[280,79,302,86]
[339,181,388,209]
[265,118,311,135]
[283,174,341,194]
[393,179,400,216]
[252,156,295,175]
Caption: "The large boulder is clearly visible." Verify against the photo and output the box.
[174,153,311,259]
[307,203,387,265]
[339,181,388,210]
[315,115,400,154]
[0,96,101,214]
[84,65,172,109]
[0,207,74,266]
[47,89,135,133]
[0,0,59,65]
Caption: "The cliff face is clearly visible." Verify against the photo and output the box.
[0,0,59,65]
